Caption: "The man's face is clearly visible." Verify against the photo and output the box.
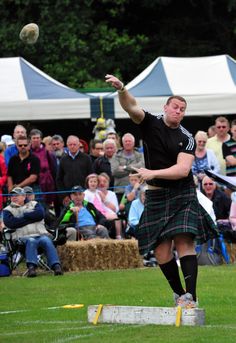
[51,139,64,152]
[70,192,84,205]
[11,194,26,206]
[164,99,186,127]
[67,138,80,155]
[215,121,229,138]
[17,139,30,156]
[91,143,104,157]
[104,143,116,158]
[13,126,26,139]
[31,134,42,148]
[122,136,134,152]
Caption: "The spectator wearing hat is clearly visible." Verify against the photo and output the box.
[23,186,77,241]
[3,187,63,277]
[7,135,40,194]
[68,185,109,239]
[3,125,27,166]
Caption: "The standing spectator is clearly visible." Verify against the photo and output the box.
[79,139,89,154]
[93,138,117,189]
[206,116,230,175]
[89,139,104,165]
[7,135,40,193]
[106,129,121,148]
[51,134,67,167]
[43,136,53,152]
[4,125,27,166]
[192,131,220,187]
[110,133,144,201]
[207,125,216,138]
[222,119,236,176]
[30,129,57,206]
[56,135,93,205]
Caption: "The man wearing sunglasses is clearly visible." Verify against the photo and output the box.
[206,116,230,175]
[7,135,40,193]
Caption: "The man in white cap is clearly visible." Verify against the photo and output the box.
[3,186,63,277]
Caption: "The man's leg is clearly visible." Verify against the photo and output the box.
[155,239,185,297]
[174,234,198,301]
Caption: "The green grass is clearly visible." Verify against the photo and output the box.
[0,265,236,342]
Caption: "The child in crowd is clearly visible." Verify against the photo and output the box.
[98,172,122,239]
[119,171,142,214]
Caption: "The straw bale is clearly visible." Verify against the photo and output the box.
[57,239,143,271]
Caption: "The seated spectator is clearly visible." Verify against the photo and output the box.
[3,187,63,277]
[23,186,77,241]
[128,185,147,236]
[119,171,142,213]
[98,172,122,239]
[69,185,109,239]
[192,131,220,188]
[201,176,231,220]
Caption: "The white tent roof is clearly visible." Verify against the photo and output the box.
[0,57,92,121]
[110,54,236,117]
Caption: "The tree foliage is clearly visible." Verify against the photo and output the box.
[1,0,236,89]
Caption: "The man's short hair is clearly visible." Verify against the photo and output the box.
[16,135,30,145]
[30,129,43,138]
[166,95,187,106]
[51,134,64,142]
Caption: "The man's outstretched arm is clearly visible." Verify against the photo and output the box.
[105,74,145,124]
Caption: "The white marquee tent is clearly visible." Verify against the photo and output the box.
[0,57,92,122]
[110,54,236,118]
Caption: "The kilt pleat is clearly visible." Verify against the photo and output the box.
[137,187,219,255]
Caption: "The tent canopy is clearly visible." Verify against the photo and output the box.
[0,57,92,121]
[110,54,236,117]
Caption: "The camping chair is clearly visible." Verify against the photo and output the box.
[1,225,67,276]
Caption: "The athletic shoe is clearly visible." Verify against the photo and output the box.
[174,292,198,308]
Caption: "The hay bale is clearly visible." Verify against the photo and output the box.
[57,239,143,272]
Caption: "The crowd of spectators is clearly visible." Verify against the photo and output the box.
[0,115,236,274]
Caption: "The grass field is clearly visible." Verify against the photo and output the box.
[0,265,236,343]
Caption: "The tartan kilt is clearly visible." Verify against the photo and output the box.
[137,186,219,255]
